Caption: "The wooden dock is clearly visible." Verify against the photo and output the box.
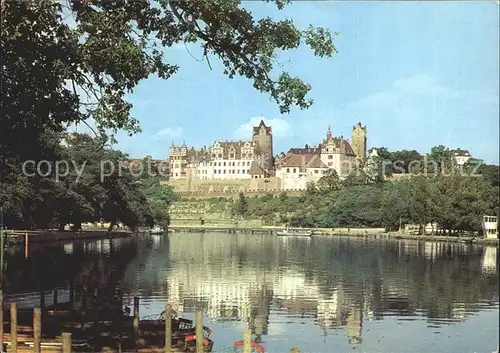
[1,292,304,353]
[6,230,133,244]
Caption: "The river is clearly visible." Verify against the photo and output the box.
[3,233,499,353]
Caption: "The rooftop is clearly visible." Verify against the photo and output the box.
[453,149,471,157]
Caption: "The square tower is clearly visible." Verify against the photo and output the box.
[351,122,367,160]
[252,120,274,174]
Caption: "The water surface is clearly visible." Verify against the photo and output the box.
[4,234,499,353]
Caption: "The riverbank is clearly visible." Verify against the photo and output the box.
[4,230,133,244]
[168,225,499,246]
[384,232,499,246]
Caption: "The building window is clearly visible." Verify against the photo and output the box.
[230,153,234,158]
[328,162,333,166]
[223,162,226,166]
[247,169,250,174]
[314,170,318,174]
[223,170,226,174]
[218,162,222,166]
[293,168,296,173]
[237,162,240,166]
[247,162,251,166]
[242,170,245,174]
[218,154,222,158]
[328,155,333,159]
[286,168,290,173]
[232,162,235,166]
[237,170,240,174]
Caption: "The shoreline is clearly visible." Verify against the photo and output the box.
[168,225,499,246]
[5,230,133,244]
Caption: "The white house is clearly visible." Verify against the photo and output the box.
[275,154,329,190]
[482,215,498,239]
[452,149,472,166]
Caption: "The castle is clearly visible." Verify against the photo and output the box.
[165,120,367,193]
[275,122,367,190]
[169,120,274,180]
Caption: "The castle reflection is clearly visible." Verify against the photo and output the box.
[117,234,498,344]
[3,234,498,346]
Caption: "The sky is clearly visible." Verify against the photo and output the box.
[83,1,499,164]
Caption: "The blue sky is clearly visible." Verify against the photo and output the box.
[100,1,498,163]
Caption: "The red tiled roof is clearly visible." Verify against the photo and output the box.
[279,154,327,168]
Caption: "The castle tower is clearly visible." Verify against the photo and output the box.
[252,120,274,174]
[326,124,332,140]
[351,122,367,160]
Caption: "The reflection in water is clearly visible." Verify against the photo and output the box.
[3,234,499,352]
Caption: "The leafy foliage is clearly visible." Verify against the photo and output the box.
[0,133,176,232]
[1,0,336,153]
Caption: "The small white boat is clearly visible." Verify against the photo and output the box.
[150,226,164,234]
[276,228,312,237]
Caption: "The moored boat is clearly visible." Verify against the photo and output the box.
[276,228,312,237]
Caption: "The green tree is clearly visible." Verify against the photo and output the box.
[424,145,456,176]
[325,185,383,227]
[392,150,422,173]
[2,0,336,160]
[434,175,496,234]
[379,181,411,231]
[234,192,248,217]
[316,169,342,194]
[476,164,499,187]
[406,176,439,234]
[342,165,372,187]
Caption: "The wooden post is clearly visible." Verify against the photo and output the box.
[10,303,17,353]
[40,287,45,310]
[133,296,139,334]
[0,290,3,352]
[34,308,41,353]
[242,328,252,353]
[62,332,72,353]
[25,232,29,258]
[195,309,203,353]
[69,282,74,308]
[164,304,172,353]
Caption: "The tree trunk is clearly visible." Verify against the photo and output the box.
[107,220,116,235]
[72,221,82,232]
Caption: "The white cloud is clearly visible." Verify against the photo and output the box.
[233,116,293,140]
[351,73,497,109]
[156,126,184,139]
